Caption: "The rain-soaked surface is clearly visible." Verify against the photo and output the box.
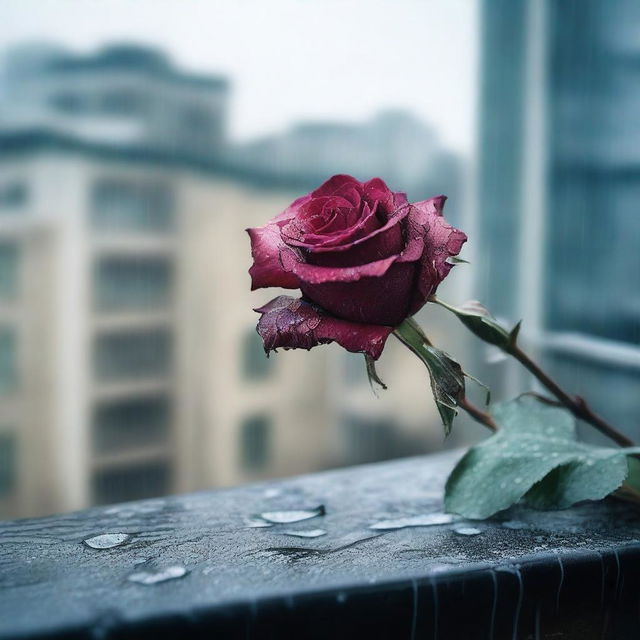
[1,450,640,639]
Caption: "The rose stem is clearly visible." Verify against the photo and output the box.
[457,396,498,432]
[506,343,635,447]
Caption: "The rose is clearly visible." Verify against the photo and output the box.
[248,174,466,360]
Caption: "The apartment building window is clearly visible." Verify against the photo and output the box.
[49,91,86,114]
[0,432,16,497]
[0,243,20,301]
[94,328,172,381]
[0,182,27,211]
[242,329,272,380]
[94,256,172,310]
[93,395,170,454]
[101,90,148,115]
[240,414,271,470]
[92,462,171,505]
[0,328,17,395]
[91,179,174,233]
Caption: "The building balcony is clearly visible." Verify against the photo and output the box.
[0,450,639,639]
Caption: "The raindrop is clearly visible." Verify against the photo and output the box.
[278,528,327,538]
[370,513,458,531]
[501,520,529,530]
[128,565,188,585]
[453,526,482,536]
[259,505,325,524]
[245,518,273,528]
[83,533,131,549]
[336,592,348,604]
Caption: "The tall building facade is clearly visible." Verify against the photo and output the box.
[0,44,334,519]
[478,0,640,437]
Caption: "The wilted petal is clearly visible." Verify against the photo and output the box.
[255,296,393,360]
[247,223,300,290]
[398,196,467,315]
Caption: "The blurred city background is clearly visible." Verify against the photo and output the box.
[0,0,638,520]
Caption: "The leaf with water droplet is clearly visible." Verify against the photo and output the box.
[83,533,131,549]
[393,319,465,436]
[259,505,325,524]
[430,298,520,350]
[445,396,640,519]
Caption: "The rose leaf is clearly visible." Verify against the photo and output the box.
[445,396,640,519]
[393,319,465,436]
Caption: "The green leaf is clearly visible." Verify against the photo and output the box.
[444,396,640,519]
[430,298,520,350]
[394,319,465,436]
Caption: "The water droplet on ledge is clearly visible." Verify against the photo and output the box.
[278,529,327,538]
[453,526,482,536]
[83,533,131,549]
[245,518,273,528]
[259,505,325,524]
[128,565,188,585]
[502,520,530,530]
[369,513,458,531]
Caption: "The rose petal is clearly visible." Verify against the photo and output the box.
[255,295,393,360]
[300,262,416,326]
[400,196,467,315]
[247,223,300,290]
[282,251,399,284]
[311,174,362,198]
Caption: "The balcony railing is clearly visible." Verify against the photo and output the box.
[0,450,639,639]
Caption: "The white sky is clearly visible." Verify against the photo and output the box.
[1,0,478,153]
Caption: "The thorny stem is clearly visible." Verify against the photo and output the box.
[506,343,635,447]
[458,396,498,432]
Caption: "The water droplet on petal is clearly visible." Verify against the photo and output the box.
[128,566,188,585]
[84,533,131,549]
[259,505,325,524]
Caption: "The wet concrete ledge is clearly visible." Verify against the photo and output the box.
[1,450,640,639]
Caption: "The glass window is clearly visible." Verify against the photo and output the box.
[93,395,171,454]
[92,462,171,505]
[242,329,272,380]
[240,414,271,470]
[0,432,16,497]
[94,256,172,310]
[100,90,147,115]
[94,329,172,381]
[0,328,17,395]
[0,243,20,300]
[0,183,28,211]
[91,179,174,233]
[49,91,85,114]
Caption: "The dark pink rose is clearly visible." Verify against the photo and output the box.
[248,174,466,359]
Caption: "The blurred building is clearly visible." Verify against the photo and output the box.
[232,111,462,208]
[477,0,640,437]
[0,43,336,519]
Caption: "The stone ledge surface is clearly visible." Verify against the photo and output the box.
[1,450,640,639]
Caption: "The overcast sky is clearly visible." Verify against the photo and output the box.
[1,0,478,153]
